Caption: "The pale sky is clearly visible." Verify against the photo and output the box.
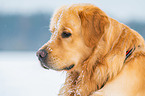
[0,0,145,21]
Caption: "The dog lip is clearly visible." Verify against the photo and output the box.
[41,62,49,69]
[63,64,75,70]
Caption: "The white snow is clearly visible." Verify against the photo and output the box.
[0,51,66,96]
[56,11,63,29]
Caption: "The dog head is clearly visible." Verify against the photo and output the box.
[37,4,109,71]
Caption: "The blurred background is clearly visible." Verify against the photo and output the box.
[0,0,145,96]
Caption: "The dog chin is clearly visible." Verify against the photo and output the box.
[63,64,75,71]
[41,62,75,71]
[53,64,75,71]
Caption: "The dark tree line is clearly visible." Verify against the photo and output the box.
[0,14,145,51]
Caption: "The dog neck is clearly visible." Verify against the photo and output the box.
[125,47,136,62]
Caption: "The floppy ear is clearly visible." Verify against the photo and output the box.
[79,7,110,47]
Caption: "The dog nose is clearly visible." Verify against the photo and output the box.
[36,49,48,61]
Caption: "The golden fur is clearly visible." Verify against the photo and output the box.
[38,4,145,96]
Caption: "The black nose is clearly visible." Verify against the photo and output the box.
[36,49,48,61]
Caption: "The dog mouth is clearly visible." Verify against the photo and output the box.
[63,64,75,70]
[41,62,75,71]
[41,62,50,69]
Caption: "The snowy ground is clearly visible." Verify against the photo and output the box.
[0,51,66,96]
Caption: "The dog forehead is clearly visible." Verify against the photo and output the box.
[50,3,98,31]
[52,10,80,32]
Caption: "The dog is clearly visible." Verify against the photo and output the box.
[37,4,145,96]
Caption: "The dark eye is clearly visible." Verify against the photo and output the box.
[61,32,72,38]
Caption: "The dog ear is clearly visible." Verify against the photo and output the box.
[79,7,110,47]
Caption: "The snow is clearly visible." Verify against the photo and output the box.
[0,51,66,96]
[56,11,63,29]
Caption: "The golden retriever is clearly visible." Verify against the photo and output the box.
[37,4,145,96]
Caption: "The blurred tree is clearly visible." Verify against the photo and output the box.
[0,14,52,51]
[0,14,145,51]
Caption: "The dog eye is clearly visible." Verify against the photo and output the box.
[61,32,72,38]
